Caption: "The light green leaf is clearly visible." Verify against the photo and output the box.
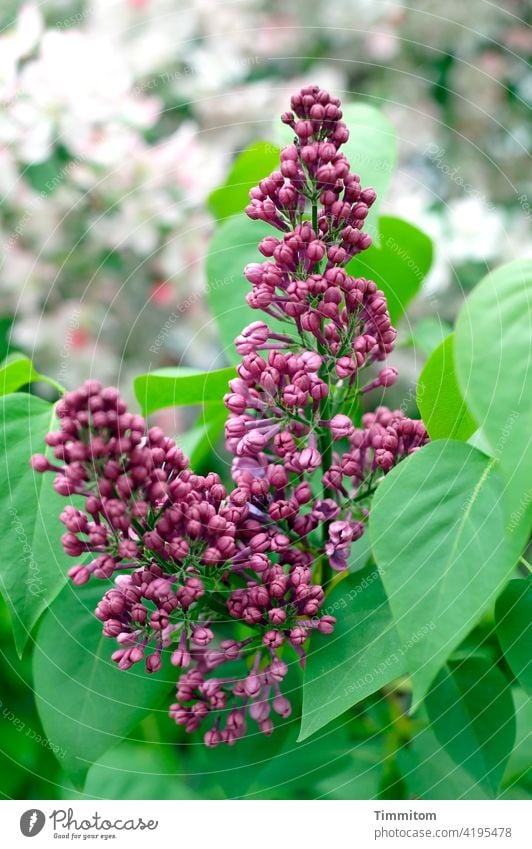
[347,216,433,323]
[208,141,280,223]
[0,353,63,396]
[404,317,453,358]
[176,403,227,468]
[0,354,40,395]
[455,259,532,540]
[274,103,397,231]
[370,440,518,706]
[495,579,532,694]
[0,394,72,655]
[341,103,397,240]
[300,565,407,741]
[347,533,373,573]
[206,215,289,363]
[134,366,235,416]
[73,741,198,800]
[33,583,174,785]
[424,658,516,795]
[417,334,477,441]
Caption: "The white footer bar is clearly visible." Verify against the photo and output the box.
[2,800,529,848]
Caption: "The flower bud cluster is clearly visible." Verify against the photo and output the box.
[233,85,428,570]
[32,378,333,746]
[31,86,428,747]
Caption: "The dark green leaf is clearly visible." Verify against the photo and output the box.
[25,151,68,195]
[347,216,433,323]
[397,726,491,800]
[134,366,235,416]
[424,658,516,795]
[208,141,280,223]
[249,721,381,799]
[33,583,174,785]
[495,579,532,694]
[0,395,72,655]
[370,440,518,706]
[417,334,476,441]
[300,566,407,741]
[502,689,532,793]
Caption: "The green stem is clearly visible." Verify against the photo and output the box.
[311,198,318,234]
[317,345,335,587]
[520,556,532,573]
[45,376,67,395]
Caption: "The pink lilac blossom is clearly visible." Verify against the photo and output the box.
[32,85,428,746]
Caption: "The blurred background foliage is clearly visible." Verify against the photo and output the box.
[0,0,531,799]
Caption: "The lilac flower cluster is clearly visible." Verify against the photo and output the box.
[32,85,428,747]
[230,84,428,572]
[32,379,332,745]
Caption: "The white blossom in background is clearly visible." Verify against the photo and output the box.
[0,0,528,391]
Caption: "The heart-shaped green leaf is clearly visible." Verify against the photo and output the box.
[0,395,72,655]
[33,583,174,785]
[417,334,476,441]
[300,566,406,740]
[370,440,518,705]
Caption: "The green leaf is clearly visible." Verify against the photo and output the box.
[208,141,280,223]
[424,658,516,795]
[502,689,532,793]
[249,721,380,799]
[134,366,235,416]
[0,395,72,655]
[310,741,384,800]
[300,565,407,741]
[0,354,40,395]
[205,216,288,364]
[76,741,198,800]
[495,579,532,694]
[274,102,397,232]
[397,725,491,800]
[341,104,397,241]
[370,440,518,706]
[176,403,227,468]
[455,260,532,540]
[33,583,174,785]
[25,150,68,195]
[0,354,63,396]
[347,533,373,573]
[404,316,453,358]
[347,216,433,323]
[417,334,477,441]
[0,315,14,361]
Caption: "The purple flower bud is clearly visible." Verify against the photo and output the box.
[244,673,262,698]
[272,695,292,717]
[328,414,355,440]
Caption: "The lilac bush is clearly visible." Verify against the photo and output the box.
[32,85,428,747]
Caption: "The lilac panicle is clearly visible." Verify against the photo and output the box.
[228,83,428,571]
[31,85,428,747]
[32,378,332,745]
